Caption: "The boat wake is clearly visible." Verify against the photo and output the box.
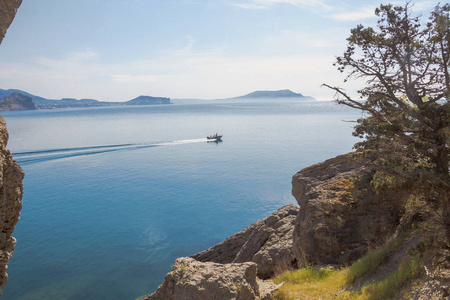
[13,138,208,164]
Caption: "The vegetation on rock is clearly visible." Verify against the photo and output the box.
[324,2,450,246]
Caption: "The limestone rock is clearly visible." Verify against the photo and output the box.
[0,0,22,44]
[192,204,298,279]
[291,153,404,266]
[143,257,281,300]
[0,116,24,296]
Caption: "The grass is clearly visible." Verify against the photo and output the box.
[346,236,403,284]
[272,266,350,300]
[272,236,423,300]
[361,255,423,300]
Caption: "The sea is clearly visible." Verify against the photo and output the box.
[0,98,361,299]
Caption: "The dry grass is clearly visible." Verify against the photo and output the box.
[272,266,352,300]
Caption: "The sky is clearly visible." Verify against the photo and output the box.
[0,0,440,101]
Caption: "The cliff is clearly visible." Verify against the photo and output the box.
[0,93,37,111]
[291,153,405,266]
[0,1,25,296]
[0,0,22,45]
[0,117,24,296]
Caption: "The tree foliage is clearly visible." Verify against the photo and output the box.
[324,2,449,243]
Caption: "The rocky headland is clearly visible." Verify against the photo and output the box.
[144,153,449,300]
[0,92,37,111]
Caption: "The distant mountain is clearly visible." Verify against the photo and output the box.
[0,89,172,110]
[0,93,37,111]
[0,89,49,103]
[125,95,171,105]
[232,89,316,100]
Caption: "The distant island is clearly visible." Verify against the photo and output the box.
[0,89,171,110]
[229,89,316,101]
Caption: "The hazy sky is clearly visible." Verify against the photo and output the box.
[0,0,439,101]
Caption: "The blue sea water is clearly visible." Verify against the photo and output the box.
[1,99,360,299]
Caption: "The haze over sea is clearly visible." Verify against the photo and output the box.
[1,98,360,299]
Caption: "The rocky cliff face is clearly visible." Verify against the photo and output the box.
[0,93,37,111]
[0,0,22,45]
[291,153,404,266]
[0,1,24,297]
[0,117,23,296]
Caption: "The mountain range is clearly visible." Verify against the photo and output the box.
[0,89,171,110]
[0,88,316,111]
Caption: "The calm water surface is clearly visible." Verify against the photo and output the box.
[1,99,360,299]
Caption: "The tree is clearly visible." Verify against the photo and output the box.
[323,2,450,244]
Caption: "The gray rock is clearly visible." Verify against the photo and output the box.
[143,257,281,300]
[192,204,298,279]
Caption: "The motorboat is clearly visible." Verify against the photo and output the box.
[207,133,223,140]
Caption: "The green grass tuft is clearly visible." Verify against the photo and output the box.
[346,236,403,284]
[362,255,423,299]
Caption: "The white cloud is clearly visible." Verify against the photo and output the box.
[329,7,376,21]
[232,0,331,10]
[110,74,173,83]
[0,47,357,101]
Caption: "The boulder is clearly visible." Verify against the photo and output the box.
[192,204,298,279]
[291,153,404,266]
[143,257,281,300]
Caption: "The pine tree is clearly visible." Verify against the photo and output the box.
[324,3,449,244]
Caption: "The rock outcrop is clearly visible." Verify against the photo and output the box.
[0,0,22,45]
[291,153,404,266]
[143,257,281,300]
[0,93,37,111]
[143,205,296,299]
[0,117,24,296]
[192,204,298,279]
